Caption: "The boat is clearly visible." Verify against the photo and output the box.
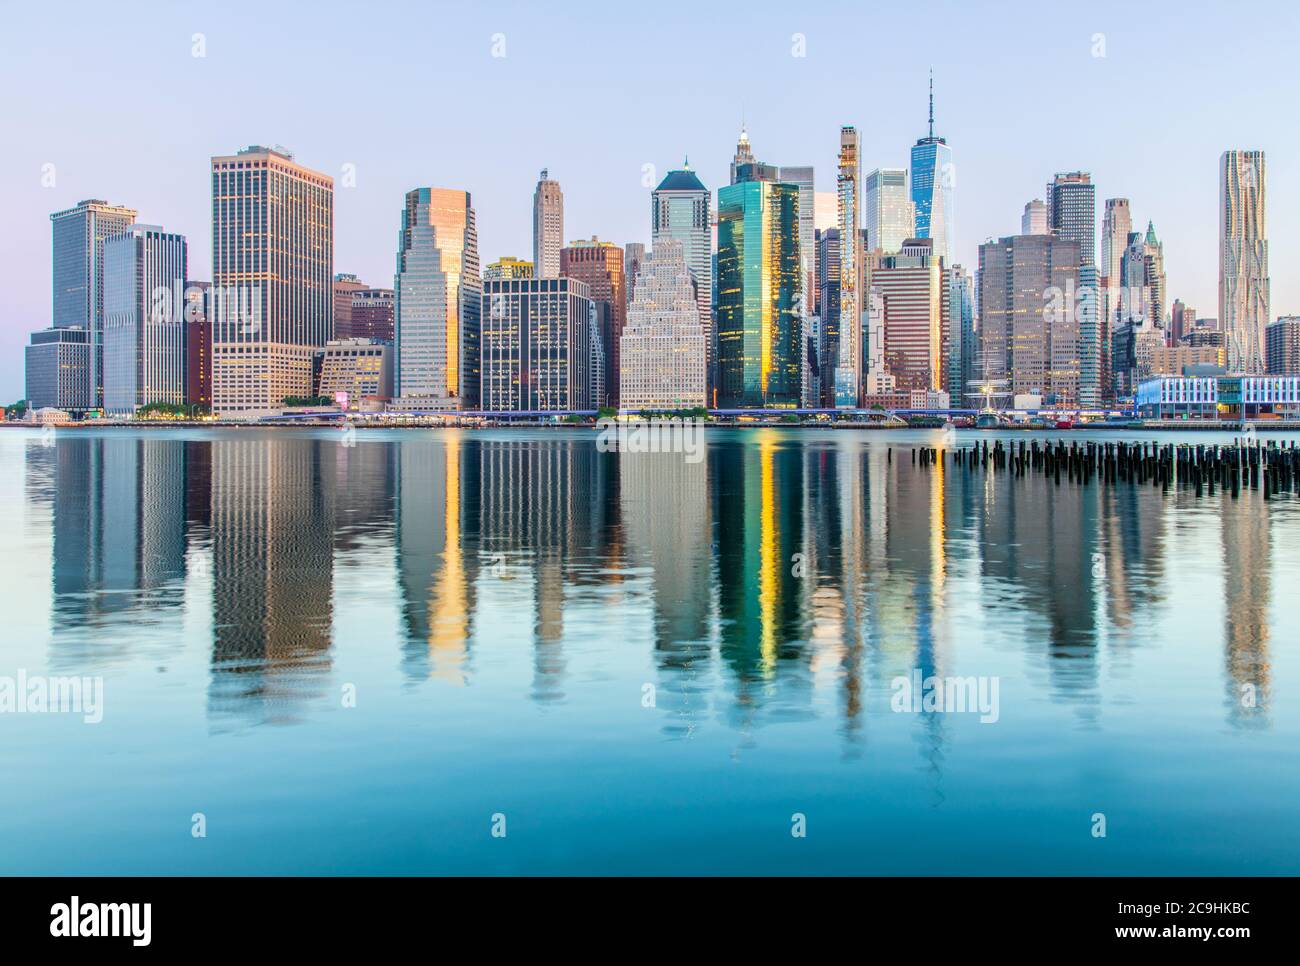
[975,409,1002,429]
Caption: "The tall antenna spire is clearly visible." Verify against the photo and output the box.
[928,69,934,139]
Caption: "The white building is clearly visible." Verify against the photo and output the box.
[618,239,706,411]
[866,168,915,254]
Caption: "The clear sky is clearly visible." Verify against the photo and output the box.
[1,0,1297,400]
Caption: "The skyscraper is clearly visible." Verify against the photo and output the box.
[651,163,712,374]
[979,234,1082,405]
[532,169,563,279]
[833,126,861,407]
[210,146,333,415]
[102,225,188,415]
[869,238,948,393]
[480,276,592,412]
[948,266,976,403]
[333,273,367,339]
[1098,197,1132,404]
[347,288,396,343]
[619,239,707,411]
[1220,150,1269,372]
[50,199,138,409]
[623,242,649,307]
[910,73,953,266]
[866,168,915,254]
[561,237,626,406]
[716,163,802,409]
[1021,199,1048,235]
[730,125,755,185]
[779,164,817,404]
[394,187,481,406]
[1047,172,1098,405]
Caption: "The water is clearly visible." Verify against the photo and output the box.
[1,426,1297,875]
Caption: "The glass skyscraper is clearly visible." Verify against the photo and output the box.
[909,76,953,267]
[1047,171,1098,405]
[715,163,802,409]
[395,187,481,406]
[1220,150,1269,373]
[49,199,138,409]
[102,225,188,415]
[865,168,914,255]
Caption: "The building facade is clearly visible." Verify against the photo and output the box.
[561,237,625,406]
[910,77,953,267]
[1266,316,1300,375]
[978,234,1082,406]
[395,187,481,406]
[480,277,592,412]
[866,168,915,254]
[869,238,948,394]
[346,288,395,343]
[210,146,333,415]
[316,339,394,402]
[1220,150,1269,372]
[619,239,706,411]
[102,225,188,415]
[651,164,713,381]
[1047,172,1098,406]
[25,326,92,412]
[715,164,802,409]
[833,126,861,406]
[532,169,563,279]
[50,199,138,409]
[483,257,534,281]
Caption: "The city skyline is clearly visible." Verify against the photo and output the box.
[2,0,1299,401]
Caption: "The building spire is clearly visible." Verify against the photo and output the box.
[928,69,934,139]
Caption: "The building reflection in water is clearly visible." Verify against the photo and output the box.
[30,429,1278,742]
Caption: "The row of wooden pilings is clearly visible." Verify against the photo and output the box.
[902,438,1300,499]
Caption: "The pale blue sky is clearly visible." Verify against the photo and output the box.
[1,0,1297,399]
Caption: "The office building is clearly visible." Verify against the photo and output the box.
[978,233,1082,405]
[911,75,954,266]
[533,169,563,279]
[480,277,592,411]
[1047,171,1098,405]
[345,288,395,343]
[833,126,861,406]
[25,326,92,412]
[394,187,481,406]
[50,198,138,409]
[210,146,333,415]
[561,237,625,405]
[316,339,394,403]
[866,168,915,254]
[1022,198,1048,235]
[102,225,188,415]
[619,239,706,411]
[652,163,713,375]
[869,238,948,393]
[484,257,534,281]
[715,161,802,408]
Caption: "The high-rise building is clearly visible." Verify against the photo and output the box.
[623,243,650,309]
[779,164,817,404]
[715,162,802,408]
[483,257,534,281]
[102,225,188,415]
[947,266,976,404]
[619,239,706,411]
[532,169,563,279]
[1099,197,1132,403]
[866,168,915,254]
[1047,171,1098,405]
[1170,300,1195,346]
[347,288,395,343]
[816,227,841,381]
[394,187,481,406]
[833,126,861,406]
[978,233,1082,405]
[1021,198,1048,235]
[869,238,948,393]
[480,277,592,411]
[1142,221,1166,327]
[730,125,756,185]
[1220,150,1269,372]
[652,163,712,377]
[910,74,954,266]
[333,273,367,339]
[184,281,211,409]
[25,326,91,412]
[210,146,333,415]
[1266,317,1300,375]
[50,199,138,409]
[561,237,625,406]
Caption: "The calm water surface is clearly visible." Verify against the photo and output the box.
[1,426,1297,874]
